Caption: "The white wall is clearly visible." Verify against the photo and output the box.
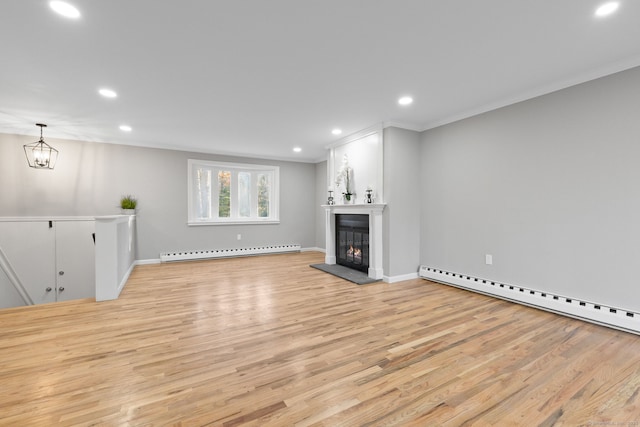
[315,161,327,249]
[329,128,384,205]
[0,265,25,309]
[0,135,317,260]
[420,65,640,311]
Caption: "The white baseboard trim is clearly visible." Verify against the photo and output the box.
[301,247,326,253]
[97,259,136,302]
[116,261,136,298]
[135,259,161,265]
[383,272,419,283]
[419,266,640,335]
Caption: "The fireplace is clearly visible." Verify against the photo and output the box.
[336,214,369,273]
[324,203,385,279]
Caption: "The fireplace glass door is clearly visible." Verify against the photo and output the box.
[336,214,369,273]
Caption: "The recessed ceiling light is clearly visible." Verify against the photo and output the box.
[99,88,117,98]
[119,125,132,132]
[49,1,80,18]
[398,96,413,106]
[331,129,342,135]
[595,2,619,17]
[293,147,302,153]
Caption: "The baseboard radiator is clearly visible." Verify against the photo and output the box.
[419,266,640,335]
[160,244,301,262]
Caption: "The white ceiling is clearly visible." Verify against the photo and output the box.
[1,1,640,163]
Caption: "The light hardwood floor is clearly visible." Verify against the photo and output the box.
[1,251,640,426]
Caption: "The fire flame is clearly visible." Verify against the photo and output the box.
[347,245,362,258]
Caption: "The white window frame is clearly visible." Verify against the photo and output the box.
[188,159,280,225]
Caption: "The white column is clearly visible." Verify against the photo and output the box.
[325,207,336,265]
[368,209,384,280]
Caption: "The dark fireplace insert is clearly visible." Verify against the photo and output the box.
[336,214,369,273]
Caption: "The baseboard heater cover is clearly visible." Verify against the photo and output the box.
[160,244,301,262]
[419,266,640,335]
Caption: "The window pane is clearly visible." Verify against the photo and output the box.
[257,173,270,218]
[189,159,278,224]
[196,168,211,219]
[238,172,251,217]
[218,171,231,217]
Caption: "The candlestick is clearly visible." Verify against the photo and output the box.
[365,189,373,204]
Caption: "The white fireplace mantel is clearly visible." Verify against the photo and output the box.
[323,204,386,279]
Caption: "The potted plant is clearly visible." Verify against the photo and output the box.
[335,154,355,203]
[120,195,137,214]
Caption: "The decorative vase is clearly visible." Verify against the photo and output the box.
[121,209,136,215]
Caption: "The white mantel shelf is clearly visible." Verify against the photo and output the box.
[321,204,386,213]
[323,203,386,280]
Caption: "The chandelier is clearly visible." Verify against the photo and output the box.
[23,123,58,169]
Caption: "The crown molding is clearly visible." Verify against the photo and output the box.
[324,123,383,150]
[382,121,425,132]
[420,55,640,132]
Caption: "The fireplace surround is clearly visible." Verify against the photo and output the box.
[323,204,386,279]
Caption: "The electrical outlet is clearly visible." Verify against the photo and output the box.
[485,254,493,265]
[237,234,241,240]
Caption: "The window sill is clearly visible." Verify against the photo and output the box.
[188,220,280,226]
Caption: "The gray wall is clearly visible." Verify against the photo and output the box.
[7,65,639,295]
[0,134,317,260]
[384,127,422,278]
[420,65,640,312]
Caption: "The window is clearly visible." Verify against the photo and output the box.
[188,159,279,225]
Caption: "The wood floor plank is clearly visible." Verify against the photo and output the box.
[1,251,640,425]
